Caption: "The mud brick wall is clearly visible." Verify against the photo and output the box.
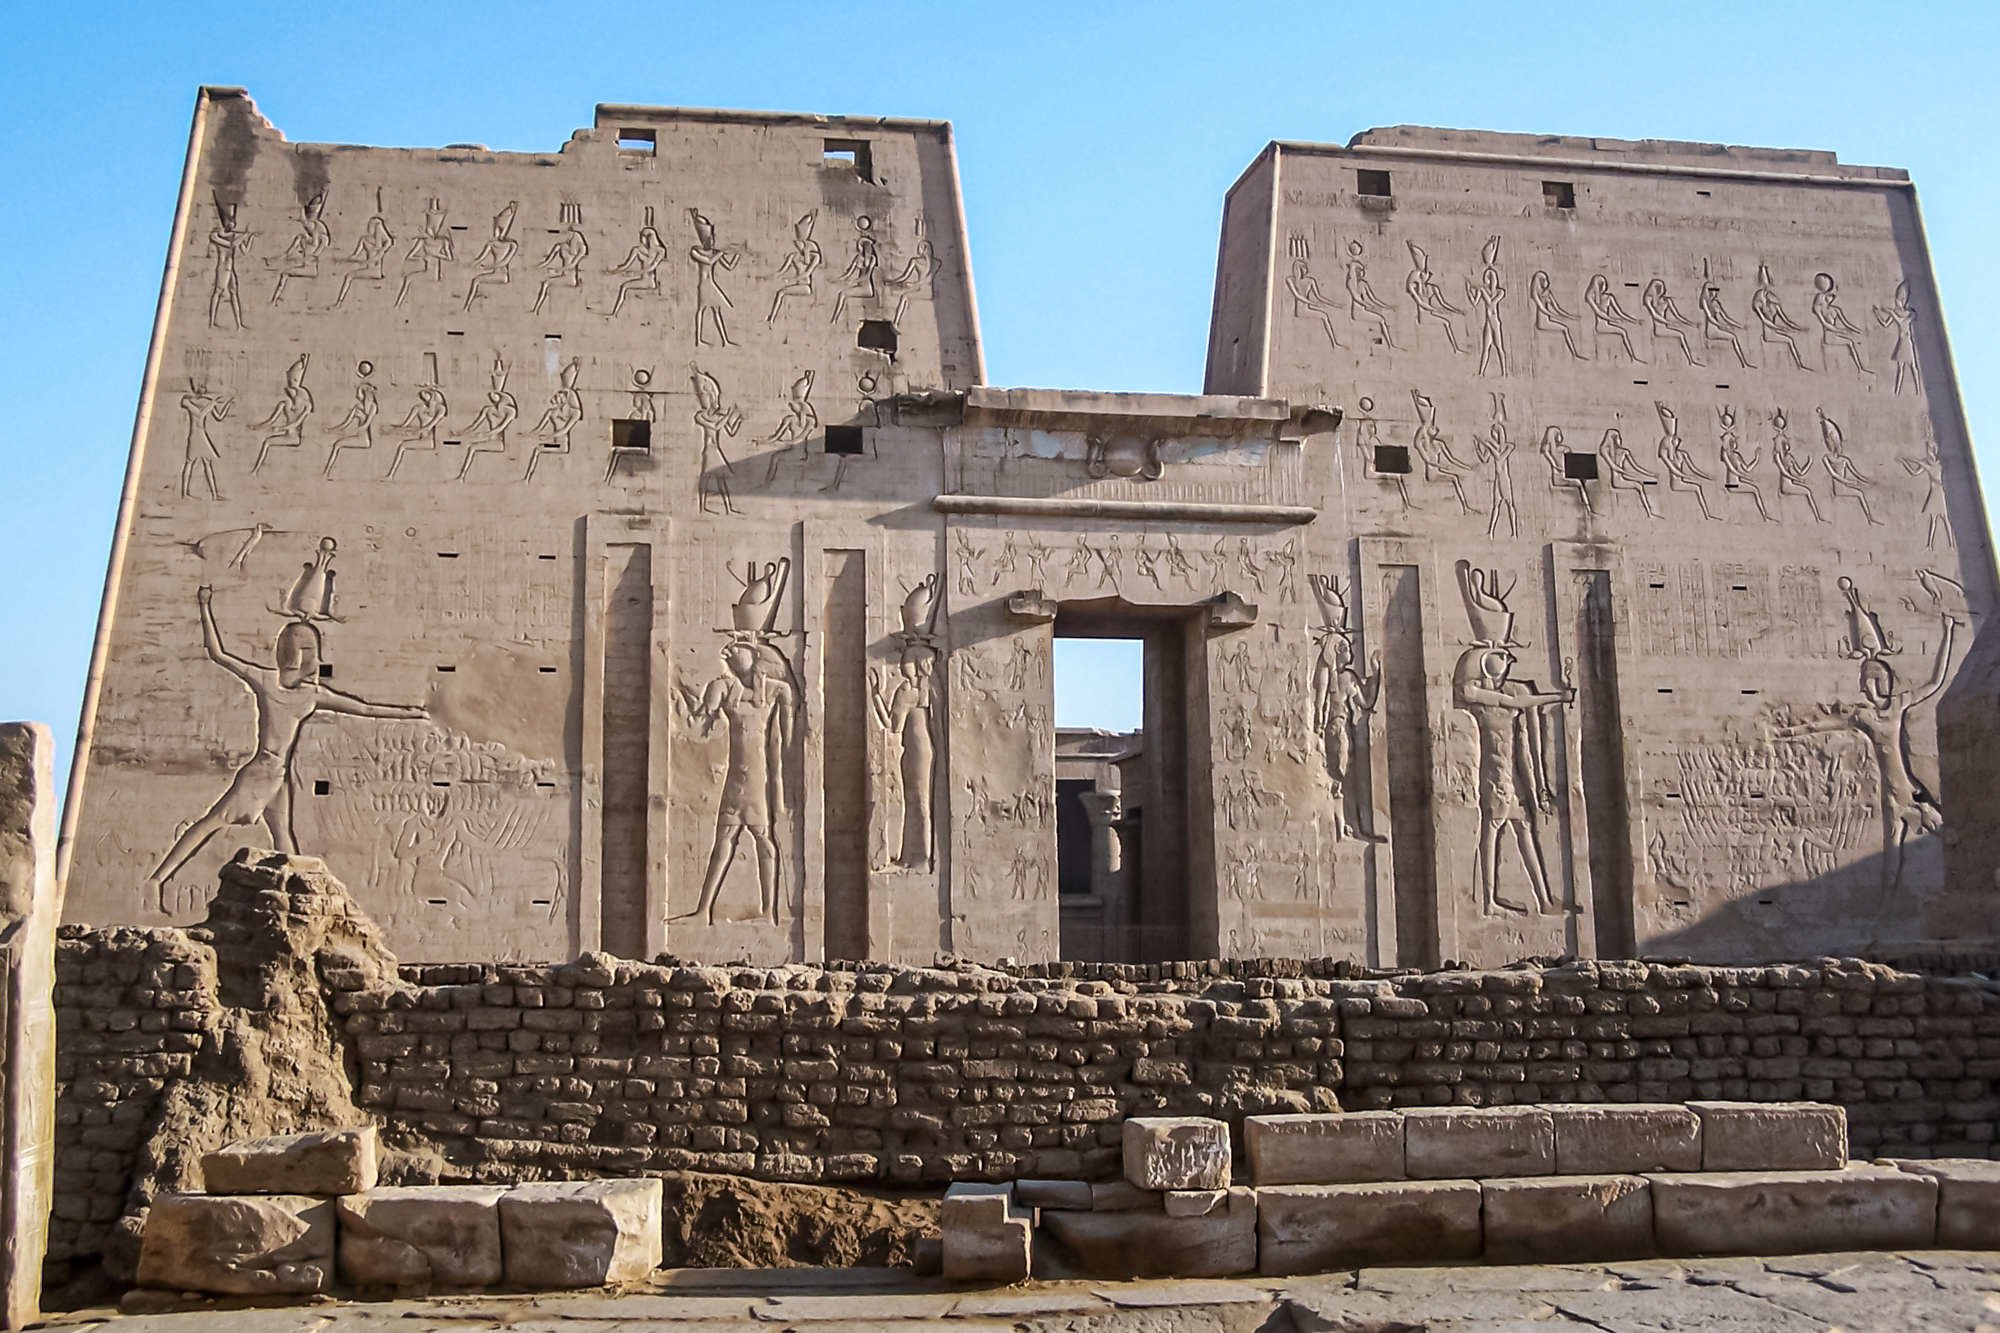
[48,942,2000,1277]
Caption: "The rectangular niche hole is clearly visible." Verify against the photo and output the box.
[426,899,447,906]
[1543,180,1576,208]
[1658,688,1674,694]
[539,666,558,673]
[1356,168,1392,197]
[1373,443,1412,474]
[611,419,652,452]
[1742,688,1759,695]
[436,665,457,673]
[617,128,657,154]
[823,139,874,183]
[1563,452,1599,481]
[1632,380,1648,386]
[825,425,865,456]
[1696,189,1712,197]
[857,319,898,356]
[538,554,557,560]
[312,780,330,796]
[317,663,333,678]
[1649,581,1666,589]
[1731,584,1749,592]
[438,551,459,559]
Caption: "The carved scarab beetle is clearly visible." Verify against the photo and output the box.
[1086,435,1165,481]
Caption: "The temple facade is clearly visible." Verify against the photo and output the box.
[58,92,1997,967]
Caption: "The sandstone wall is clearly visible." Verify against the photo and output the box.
[50,935,2000,1279]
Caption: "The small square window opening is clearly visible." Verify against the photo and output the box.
[857,320,898,356]
[317,663,333,678]
[1373,444,1412,474]
[617,128,656,154]
[611,420,652,452]
[1563,452,1599,481]
[1543,180,1576,209]
[823,139,874,183]
[825,425,866,456]
[312,780,331,796]
[1356,168,1392,198]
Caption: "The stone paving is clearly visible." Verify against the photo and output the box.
[37,1251,2000,1333]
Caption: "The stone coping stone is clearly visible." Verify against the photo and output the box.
[1015,1179,1093,1211]
[499,1179,664,1288]
[1690,1100,1847,1171]
[1257,1180,1482,1275]
[336,1185,506,1290]
[1090,1180,1164,1212]
[941,1182,1031,1284]
[1122,1117,1230,1191]
[136,1194,335,1295]
[1886,1158,2000,1248]
[1481,1175,1655,1264]
[1403,1106,1554,1179]
[201,1127,379,1196]
[1649,1165,1936,1257]
[1548,1104,1701,1175]
[1041,1187,1256,1279]
[1245,1111,1403,1185]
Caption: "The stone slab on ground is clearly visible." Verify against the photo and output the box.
[950,1289,1114,1317]
[1480,1174,1655,1264]
[1402,1106,1554,1179]
[1040,1188,1256,1279]
[1553,1282,1832,1332]
[1244,1112,1403,1185]
[1649,1164,1936,1256]
[336,1185,505,1290]
[1258,1180,1482,1275]
[499,1179,664,1288]
[1014,1180,1093,1211]
[1690,1100,1847,1171]
[941,1183,1030,1284]
[135,1194,335,1295]
[1549,1103,1701,1174]
[201,1127,379,1196]
[752,1292,961,1321]
[1121,1117,1230,1191]
[1088,1279,1269,1306]
[1890,1158,2000,1248]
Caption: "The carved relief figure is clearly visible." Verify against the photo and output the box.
[1816,408,1880,525]
[609,210,670,316]
[270,189,332,306]
[1752,264,1812,370]
[322,362,381,477]
[253,354,314,472]
[1464,237,1505,375]
[1343,240,1397,347]
[1477,420,1520,539]
[395,198,454,307]
[675,560,801,926]
[1354,397,1408,508]
[1900,429,1953,549]
[767,211,822,323]
[1770,578,1958,890]
[1600,426,1660,518]
[333,190,395,309]
[1309,574,1382,841]
[1539,425,1590,513]
[1811,272,1872,374]
[830,215,880,326]
[207,197,253,329]
[1716,405,1774,522]
[532,202,589,314]
[386,370,449,479]
[889,237,943,324]
[456,358,517,481]
[1771,408,1826,522]
[1410,390,1474,514]
[461,202,519,309]
[692,367,745,515]
[147,542,427,908]
[1285,257,1344,350]
[1528,271,1584,360]
[1698,279,1754,368]
[1656,402,1718,521]
[1642,279,1702,366]
[524,358,582,481]
[1404,242,1464,353]
[1584,274,1641,362]
[1451,561,1573,916]
[179,380,233,500]
[1086,436,1164,481]
[872,575,940,872]
[760,370,819,484]
[1873,281,1922,395]
[688,210,741,346]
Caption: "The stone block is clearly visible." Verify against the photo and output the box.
[1649,1166,1936,1257]
[1041,1186,1255,1278]
[135,1194,334,1294]
[1404,1106,1554,1179]
[941,1183,1030,1284]
[1164,1188,1227,1217]
[1091,1179,1163,1212]
[1690,1101,1847,1171]
[1258,1180,1482,1275]
[1887,1158,2000,1247]
[200,1126,379,1195]
[499,1179,663,1288]
[1549,1104,1701,1174]
[1123,1116,1230,1190]
[1015,1179,1092,1211]
[1481,1175,1655,1264]
[1245,1111,1403,1185]
[336,1185,506,1290]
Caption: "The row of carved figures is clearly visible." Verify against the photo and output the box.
[952,529,1303,601]
[205,190,942,337]
[1286,233,1924,391]
[1351,392,1952,547]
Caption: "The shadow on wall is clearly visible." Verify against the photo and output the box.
[1642,830,1991,963]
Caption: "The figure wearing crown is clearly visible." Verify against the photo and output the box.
[872,574,942,871]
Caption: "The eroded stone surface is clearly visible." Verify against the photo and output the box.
[1041,1188,1256,1279]
[941,1183,1030,1284]
[336,1184,505,1290]
[1258,1180,1482,1275]
[1403,1107,1554,1179]
[1649,1165,1936,1257]
[1015,1180,1093,1211]
[1549,1104,1701,1175]
[1481,1175,1655,1264]
[134,1193,334,1294]
[203,1127,378,1195]
[1888,1158,2000,1248]
[1691,1101,1848,1171]
[1245,1112,1403,1185]
[1122,1117,1230,1191]
[499,1179,663,1288]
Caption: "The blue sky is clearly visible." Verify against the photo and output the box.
[2,0,1994,767]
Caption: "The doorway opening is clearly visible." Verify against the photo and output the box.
[1051,606,1201,962]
